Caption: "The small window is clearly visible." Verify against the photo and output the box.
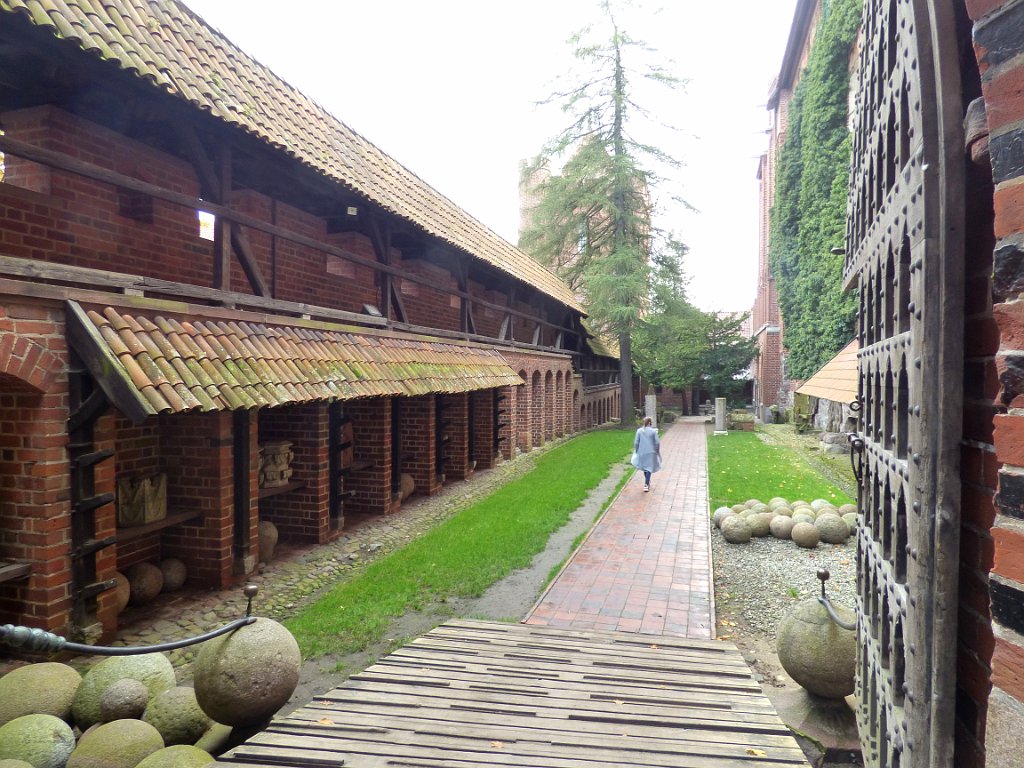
[197,210,215,241]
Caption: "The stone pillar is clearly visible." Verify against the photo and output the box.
[645,386,658,428]
[714,397,728,436]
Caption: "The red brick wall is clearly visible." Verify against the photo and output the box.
[396,395,439,497]
[471,389,497,469]
[964,0,1024,762]
[158,411,237,589]
[259,404,331,544]
[0,299,70,633]
[440,393,470,480]
[346,398,393,516]
[1,106,211,286]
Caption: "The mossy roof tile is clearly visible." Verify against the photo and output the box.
[76,303,522,415]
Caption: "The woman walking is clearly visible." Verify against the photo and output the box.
[632,416,662,492]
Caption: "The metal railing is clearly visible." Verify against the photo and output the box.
[0,585,259,656]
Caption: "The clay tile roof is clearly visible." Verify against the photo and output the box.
[69,301,523,421]
[1,0,582,314]
[796,339,859,403]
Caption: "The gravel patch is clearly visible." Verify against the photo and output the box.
[712,525,858,642]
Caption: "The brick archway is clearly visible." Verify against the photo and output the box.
[0,331,61,393]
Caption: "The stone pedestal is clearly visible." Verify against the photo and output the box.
[771,689,861,764]
[645,392,658,428]
[713,397,728,435]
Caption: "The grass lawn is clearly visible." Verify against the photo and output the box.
[706,430,854,511]
[287,430,631,658]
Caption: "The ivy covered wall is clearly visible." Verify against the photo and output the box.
[770,0,861,380]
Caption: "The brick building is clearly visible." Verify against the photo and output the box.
[0,0,621,643]
[751,1,823,421]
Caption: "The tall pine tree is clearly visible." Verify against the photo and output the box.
[520,0,681,426]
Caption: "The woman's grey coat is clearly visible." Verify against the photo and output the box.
[633,426,662,473]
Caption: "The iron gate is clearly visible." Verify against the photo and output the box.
[844,1,964,766]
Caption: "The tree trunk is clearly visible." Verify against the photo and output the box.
[619,331,634,427]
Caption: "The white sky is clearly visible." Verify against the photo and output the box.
[181,0,798,313]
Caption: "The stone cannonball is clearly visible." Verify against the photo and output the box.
[72,653,176,731]
[749,502,770,514]
[810,499,831,512]
[0,715,75,768]
[142,687,211,746]
[730,504,747,514]
[749,513,773,538]
[66,720,164,768]
[0,760,34,768]
[815,515,851,545]
[258,520,279,564]
[159,559,187,593]
[769,515,797,540]
[776,598,857,698]
[838,503,858,516]
[791,500,809,510]
[720,515,753,544]
[768,496,788,507]
[842,512,859,534]
[792,513,815,526]
[712,507,734,529]
[0,663,81,726]
[194,618,301,727]
[113,572,131,614]
[99,679,150,722]
[126,562,164,606]
[743,499,763,509]
[136,746,214,768]
[791,522,821,549]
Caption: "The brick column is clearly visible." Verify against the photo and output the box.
[346,398,393,516]
[160,411,237,589]
[397,395,440,497]
[473,389,497,470]
[441,393,470,480]
[258,404,331,544]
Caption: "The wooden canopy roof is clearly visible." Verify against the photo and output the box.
[795,339,859,403]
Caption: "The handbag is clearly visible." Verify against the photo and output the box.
[630,451,640,468]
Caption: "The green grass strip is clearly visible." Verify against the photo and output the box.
[706,431,854,511]
[287,430,630,658]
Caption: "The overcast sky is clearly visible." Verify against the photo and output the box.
[181,0,799,313]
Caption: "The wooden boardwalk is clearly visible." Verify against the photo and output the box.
[217,620,809,767]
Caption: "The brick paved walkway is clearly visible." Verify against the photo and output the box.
[525,417,714,638]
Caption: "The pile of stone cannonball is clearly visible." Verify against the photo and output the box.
[712,497,859,549]
[0,618,300,768]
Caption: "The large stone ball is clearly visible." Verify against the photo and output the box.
[838,503,858,516]
[0,760,34,768]
[712,507,734,529]
[749,502,770,514]
[791,500,809,510]
[842,513,859,534]
[72,653,176,730]
[399,473,416,502]
[743,498,762,509]
[791,522,821,549]
[810,499,831,512]
[0,715,75,768]
[729,504,747,514]
[193,724,233,757]
[114,572,131,614]
[768,496,788,506]
[135,746,213,768]
[194,618,300,727]
[258,520,278,563]
[815,515,851,545]
[792,512,815,526]
[749,513,773,537]
[126,562,164,606]
[142,688,212,746]
[777,598,857,698]
[721,515,752,544]
[0,663,81,726]
[770,515,796,540]
[99,679,149,722]
[66,720,164,768]
[159,559,187,593]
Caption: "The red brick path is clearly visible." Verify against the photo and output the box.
[525,418,714,638]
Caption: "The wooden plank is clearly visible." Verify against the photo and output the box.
[0,559,31,582]
[215,620,809,768]
[116,511,203,543]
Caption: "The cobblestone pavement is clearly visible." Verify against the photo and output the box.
[99,445,551,677]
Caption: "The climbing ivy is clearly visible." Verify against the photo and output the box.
[770,0,861,380]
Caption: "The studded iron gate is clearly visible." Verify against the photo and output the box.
[844,1,965,766]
